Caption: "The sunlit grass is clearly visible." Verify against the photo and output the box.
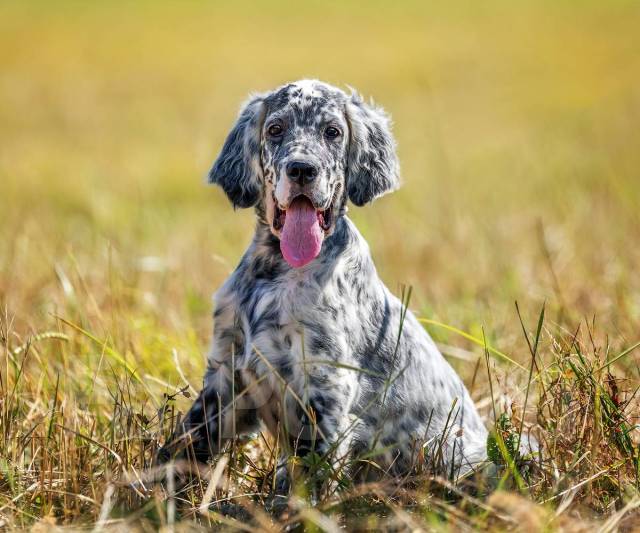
[1,0,639,529]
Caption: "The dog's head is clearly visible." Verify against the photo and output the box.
[209,80,400,268]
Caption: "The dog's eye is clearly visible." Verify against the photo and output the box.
[267,124,283,137]
[324,126,341,139]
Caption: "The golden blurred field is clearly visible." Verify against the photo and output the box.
[1,1,640,529]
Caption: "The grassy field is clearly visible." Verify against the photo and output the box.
[1,0,640,530]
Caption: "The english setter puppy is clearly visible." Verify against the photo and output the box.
[159,80,489,482]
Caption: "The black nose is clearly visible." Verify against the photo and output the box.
[286,161,318,185]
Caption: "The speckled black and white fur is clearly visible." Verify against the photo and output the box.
[158,80,489,483]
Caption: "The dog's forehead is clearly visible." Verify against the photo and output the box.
[266,81,346,123]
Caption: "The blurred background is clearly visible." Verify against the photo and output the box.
[1,0,639,379]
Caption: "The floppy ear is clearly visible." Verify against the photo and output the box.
[209,95,266,208]
[345,93,400,206]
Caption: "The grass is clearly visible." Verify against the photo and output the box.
[1,0,640,529]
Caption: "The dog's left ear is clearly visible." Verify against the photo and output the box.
[208,95,267,208]
[345,93,400,206]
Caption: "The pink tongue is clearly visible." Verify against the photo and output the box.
[280,197,324,268]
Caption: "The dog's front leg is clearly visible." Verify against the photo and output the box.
[157,362,260,464]
[282,370,358,494]
[157,304,260,465]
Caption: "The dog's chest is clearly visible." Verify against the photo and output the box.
[238,271,351,384]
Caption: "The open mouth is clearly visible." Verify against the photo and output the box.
[273,196,333,232]
[273,194,334,268]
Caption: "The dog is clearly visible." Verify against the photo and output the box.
[158,79,490,483]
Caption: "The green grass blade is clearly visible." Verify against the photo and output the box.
[597,341,640,372]
[418,318,526,370]
[55,315,142,384]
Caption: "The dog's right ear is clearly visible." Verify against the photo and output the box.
[208,95,266,208]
